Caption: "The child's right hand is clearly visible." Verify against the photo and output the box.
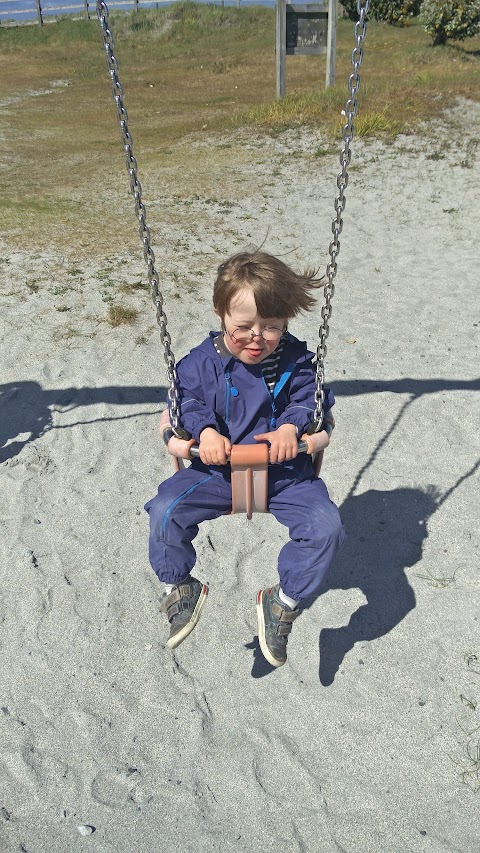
[199,428,231,466]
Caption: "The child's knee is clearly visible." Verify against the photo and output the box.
[144,487,173,533]
[327,502,344,538]
[328,504,345,546]
[310,501,345,547]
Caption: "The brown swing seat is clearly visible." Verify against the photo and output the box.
[158,409,333,519]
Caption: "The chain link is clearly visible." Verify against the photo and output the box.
[95,0,188,437]
[312,0,369,431]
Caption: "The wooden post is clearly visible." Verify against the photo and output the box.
[325,0,337,87]
[35,0,43,25]
[84,0,90,19]
[276,0,286,99]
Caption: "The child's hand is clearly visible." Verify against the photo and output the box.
[254,423,298,464]
[199,427,231,466]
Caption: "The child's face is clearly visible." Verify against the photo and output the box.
[217,288,286,365]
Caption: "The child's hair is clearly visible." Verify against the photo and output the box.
[213,251,324,320]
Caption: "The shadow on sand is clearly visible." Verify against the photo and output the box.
[0,380,167,464]
[2,378,478,685]
[248,485,432,682]
[246,376,479,683]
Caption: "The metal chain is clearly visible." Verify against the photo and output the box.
[95,0,188,437]
[312,0,369,431]
[96,0,368,437]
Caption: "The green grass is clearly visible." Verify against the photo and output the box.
[0,3,478,254]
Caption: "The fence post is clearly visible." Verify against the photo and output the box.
[84,0,90,19]
[275,0,286,99]
[325,0,337,87]
[35,0,43,25]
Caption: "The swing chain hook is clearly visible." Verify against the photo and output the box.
[95,0,186,437]
[313,0,369,431]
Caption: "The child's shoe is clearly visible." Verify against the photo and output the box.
[160,576,208,649]
[256,584,300,667]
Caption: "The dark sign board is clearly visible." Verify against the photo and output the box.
[286,3,329,55]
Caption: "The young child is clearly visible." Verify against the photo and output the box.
[145,251,345,667]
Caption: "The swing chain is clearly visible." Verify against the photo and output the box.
[312,0,369,431]
[95,0,186,436]
[96,0,368,439]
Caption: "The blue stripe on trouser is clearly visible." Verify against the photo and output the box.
[144,465,345,599]
[144,467,232,584]
[161,475,213,536]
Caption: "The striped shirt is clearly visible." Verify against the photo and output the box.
[259,337,286,393]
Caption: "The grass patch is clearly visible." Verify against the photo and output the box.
[0,5,478,254]
[119,280,150,294]
[107,304,139,326]
[354,109,403,138]
[51,323,96,344]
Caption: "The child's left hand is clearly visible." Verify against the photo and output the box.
[254,423,298,464]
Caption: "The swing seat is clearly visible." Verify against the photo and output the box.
[230,443,269,518]
[158,410,331,519]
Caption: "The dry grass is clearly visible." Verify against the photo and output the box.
[0,4,479,255]
[107,303,140,326]
[451,652,480,793]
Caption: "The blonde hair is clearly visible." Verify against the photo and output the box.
[213,251,324,320]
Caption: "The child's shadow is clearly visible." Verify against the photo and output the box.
[305,485,439,686]
[248,485,437,682]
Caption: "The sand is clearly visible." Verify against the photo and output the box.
[1,98,479,852]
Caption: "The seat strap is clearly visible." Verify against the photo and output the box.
[230,444,269,519]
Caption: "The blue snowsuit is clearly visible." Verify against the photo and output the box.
[145,331,345,601]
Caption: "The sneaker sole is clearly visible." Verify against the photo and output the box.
[166,584,208,650]
[256,590,286,668]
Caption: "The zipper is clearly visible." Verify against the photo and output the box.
[261,373,277,430]
[224,368,238,426]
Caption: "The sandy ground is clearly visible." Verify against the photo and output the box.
[1,99,479,852]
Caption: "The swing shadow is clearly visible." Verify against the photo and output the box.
[247,484,430,681]
[2,378,478,686]
[311,485,432,686]
[246,375,479,682]
[312,456,479,686]
[249,466,477,684]
[2,377,478,465]
[0,380,168,464]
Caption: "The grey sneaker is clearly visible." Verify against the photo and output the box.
[160,576,208,650]
[256,584,300,667]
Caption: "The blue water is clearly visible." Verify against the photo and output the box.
[0,0,274,25]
